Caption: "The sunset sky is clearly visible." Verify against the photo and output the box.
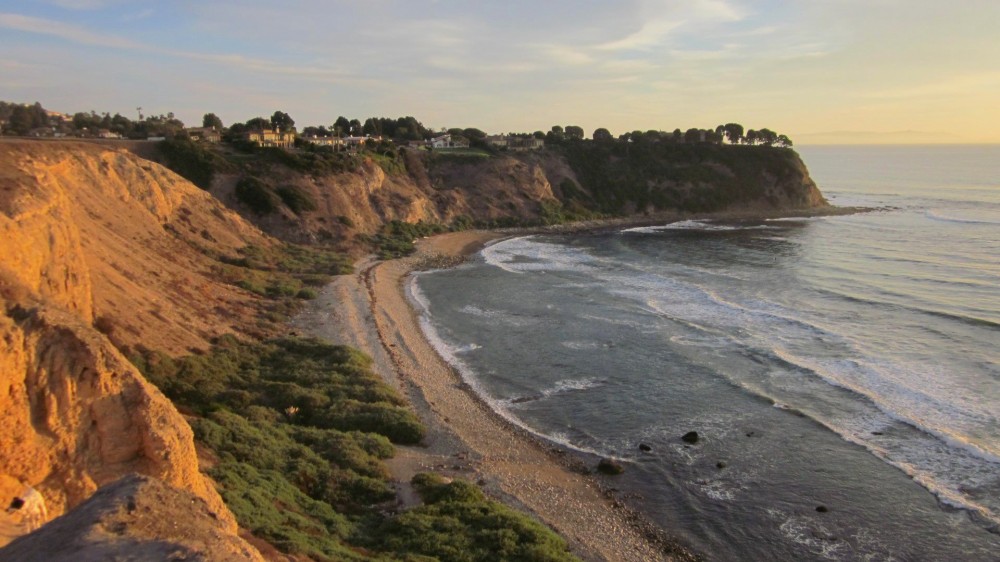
[2,0,998,144]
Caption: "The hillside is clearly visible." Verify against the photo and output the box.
[146,138,827,247]
[0,140,278,554]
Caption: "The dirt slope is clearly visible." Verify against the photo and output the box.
[1,140,269,354]
[0,140,266,555]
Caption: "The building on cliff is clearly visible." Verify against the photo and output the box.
[485,135,544,151]
[243,127,296,148]
[185,126,221,143]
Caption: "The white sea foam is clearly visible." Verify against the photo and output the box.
[481,236,600,274]
[925,209,1000,226]
[407,274,434,316]
[622,219,777,234]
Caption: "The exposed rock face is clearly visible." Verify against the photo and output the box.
[0,140,270,354]
[0,303,233,529]
[202,145,826,245]
[0,474,263,561]
[210,151,563,244]
[0,140,265,552]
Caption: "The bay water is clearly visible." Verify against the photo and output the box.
[411,145,1000,561]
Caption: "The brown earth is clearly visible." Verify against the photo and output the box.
[0,140,265,554]
[0,474,263,561]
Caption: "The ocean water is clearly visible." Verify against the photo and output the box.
[411,145,1000,561]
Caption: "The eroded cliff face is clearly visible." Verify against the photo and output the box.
[0,140,265,553]
[1,141,270,354]
[211,151,563,244]
[202,145,825,245]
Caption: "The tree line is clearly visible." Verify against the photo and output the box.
[2,100,792,148]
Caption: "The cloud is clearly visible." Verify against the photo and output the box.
[45,0,119,9]
[0,12,142,49]
[0,12,376,85]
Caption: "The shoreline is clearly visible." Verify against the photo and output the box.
[291,205,869,562]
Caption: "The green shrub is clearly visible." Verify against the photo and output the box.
[295,288,318,300]
[235,176,279,215]
[157,137,229,189]
[365,474,579,562]
[276,185,318,215]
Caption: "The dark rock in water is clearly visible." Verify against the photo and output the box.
[716,461,727,469]
[816,505,829,513]
[638,443,652,452]
[681,431,700,444]
[871,431,884,436]
[597,458,625,475]
[746,431,755,437]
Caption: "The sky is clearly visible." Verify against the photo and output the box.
[2,0,999,144]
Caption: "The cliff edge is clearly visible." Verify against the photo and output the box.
[0,140,265,555]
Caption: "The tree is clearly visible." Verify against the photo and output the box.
[332,116,351,137]
[593,128,613,142]
[723,123,744,144]
[564,125,584,140]
[270,111,295,132]
[745,129,759,145]
[245,117,270,131]
[7,105,36,135]
[203,113,223,129]
[462,127,486,140]
[684,128,703,143]
[776,134,793,147]
[757,128,778,146]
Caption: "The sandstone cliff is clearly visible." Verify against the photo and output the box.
[0,140,266,554]
[186,143,825,245]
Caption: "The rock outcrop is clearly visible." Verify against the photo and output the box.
[0,140,265,554]
[0,474,263,561]
[1,140,270,355]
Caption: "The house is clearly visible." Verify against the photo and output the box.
[485,135,544,151]
[185,126,221,143]
[430,134,452,149]
[429,134,470,149]
[507,137,544,151]
[244,127,296,148]
[302,135,342,147]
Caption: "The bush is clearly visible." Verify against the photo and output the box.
[157,137,228,189]
[296,288,318,300]
[234,176,279,215]
[366,474,580,562]
[275,185,317,215]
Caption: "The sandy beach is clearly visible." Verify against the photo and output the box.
[292,229,698,562]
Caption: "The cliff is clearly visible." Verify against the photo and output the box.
[0,140,265,555]
[176,141,826,245]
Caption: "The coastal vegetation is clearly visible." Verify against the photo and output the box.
[132,335,578,561]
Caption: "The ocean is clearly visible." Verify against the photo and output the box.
[410,145,1000,561]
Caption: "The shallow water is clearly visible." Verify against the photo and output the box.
[413,145,1000,560]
